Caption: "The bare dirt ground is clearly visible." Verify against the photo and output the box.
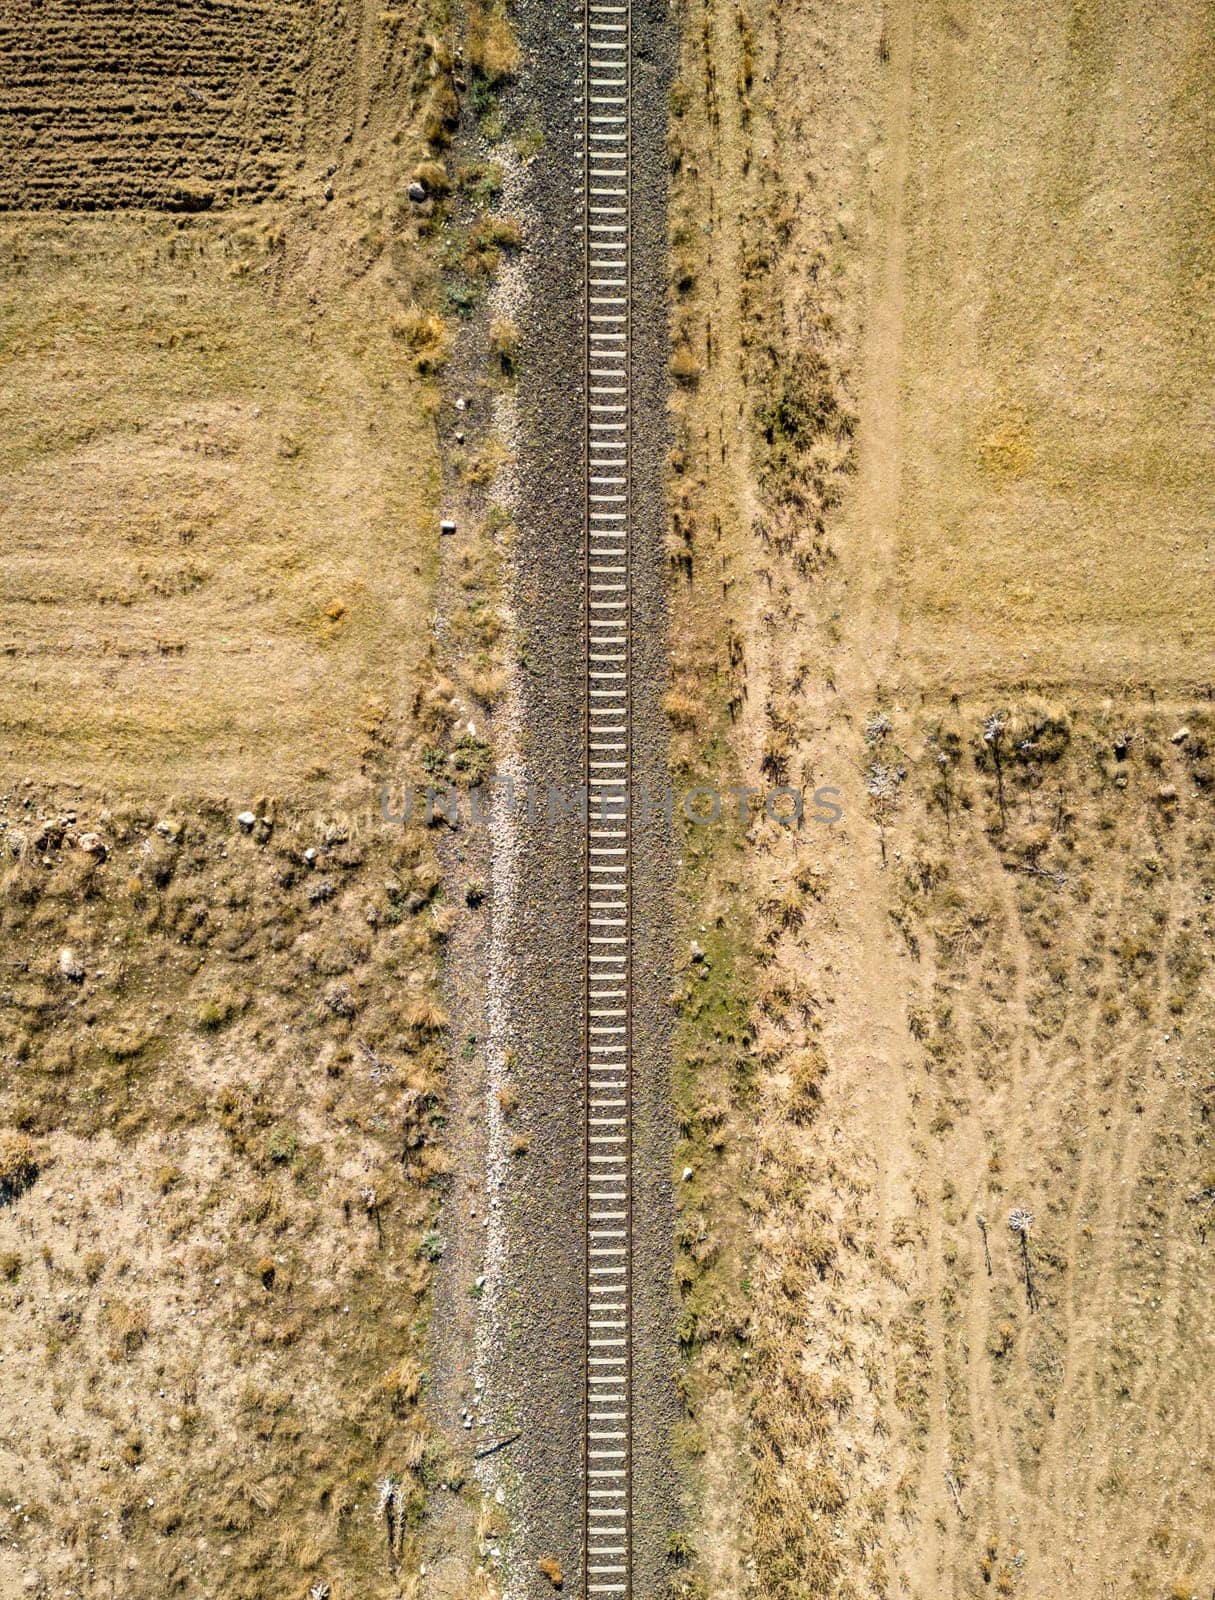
[666,3,1215,1599]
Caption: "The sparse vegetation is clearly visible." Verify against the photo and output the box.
[664,0,1215,1595]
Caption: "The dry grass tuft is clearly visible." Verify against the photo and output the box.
[0,1132,37,1203]
[467,3,521,86]
[104,1299,150,1360]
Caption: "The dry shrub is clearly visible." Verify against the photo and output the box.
[423,81,460,148]
[490,316,519,376]
[785,1048,826,1124]
[105,1299,150,1360]
[663,688,700,732]
[411,159,451,197]
[671,344,701,387]
[469,666,507,706]
[468,3,521,85]
[382,1357,423,1413]
[467,216,523,276]
[404,995,448,1036]
[0,1132,37,1203]
[393,304,450,374]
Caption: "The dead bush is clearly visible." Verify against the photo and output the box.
[468,3,521,85]
[382,1357,423,1413]
[105,1299,150,1360]
[0,1132,37,1203]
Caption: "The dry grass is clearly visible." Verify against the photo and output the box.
[890,2,1215,688]
[467,3,521,88]
[0,0,462,797]
[0,214,439,794]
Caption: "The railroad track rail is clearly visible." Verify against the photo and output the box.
[582,1,633,1595]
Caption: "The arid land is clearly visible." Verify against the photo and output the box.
[0,3,1212,1600]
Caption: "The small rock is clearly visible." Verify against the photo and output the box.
[1157,784,1179,803]
[303,847,318,866]
[682,1166,694,1181]
[455,396,467,412]
[475,1274,487,1289]
[236,811,256,833]
[155,818,182,841]
[689,940,705,963]
[407,180,427,203]
[323,182,334,202]
[58,948,84,983]
[1171,727,1190,745]
[76,832,107,860]
[440,519,458,536]
[455,430,466,445]
[494,1485,505,1506]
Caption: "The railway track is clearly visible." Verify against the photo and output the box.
[582,1,634,1595]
